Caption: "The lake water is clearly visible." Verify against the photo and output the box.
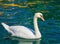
[0,0,60,44]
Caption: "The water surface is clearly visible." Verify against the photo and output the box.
[0,0,60,44]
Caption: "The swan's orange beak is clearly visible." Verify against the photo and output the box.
[40,16,45,21]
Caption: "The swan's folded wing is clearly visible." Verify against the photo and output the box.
[10,26,35,38]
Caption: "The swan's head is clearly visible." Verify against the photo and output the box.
[35,12,45,21]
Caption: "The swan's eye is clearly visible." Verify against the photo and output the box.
[40,15,43,17]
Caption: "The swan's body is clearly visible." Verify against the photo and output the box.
[1,13,45,39]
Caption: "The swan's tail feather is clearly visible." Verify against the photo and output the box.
[1,22,11,33]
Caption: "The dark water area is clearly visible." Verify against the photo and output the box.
[0,0,60,44]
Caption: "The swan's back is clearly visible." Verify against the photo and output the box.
[10,26,35,39]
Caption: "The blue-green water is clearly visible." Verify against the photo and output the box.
[0,0,60,44]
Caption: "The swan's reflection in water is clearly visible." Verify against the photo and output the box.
[11,37,41,44]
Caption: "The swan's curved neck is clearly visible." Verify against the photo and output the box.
[34,16,41,38]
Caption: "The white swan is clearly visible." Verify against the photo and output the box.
[1,12,45,39]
